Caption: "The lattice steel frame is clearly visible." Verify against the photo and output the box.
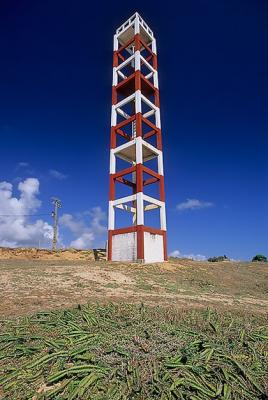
[108,13,167,262]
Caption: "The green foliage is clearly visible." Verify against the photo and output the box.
[252,254,267,262]
[207,255,229,262]
[0,304,267,399]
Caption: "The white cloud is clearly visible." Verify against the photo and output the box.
[49,169,68,180]
[59,207,106,249]
[169,249,207,261]
[169,250,181,258]
[17,162,29,168]
[0,178,53,247]
[176,198,214,211]
[70,233,95,249]
[59,213,84,235]
[0,178,106,250]
[88,207,107,235]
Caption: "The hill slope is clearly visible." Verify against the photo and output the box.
[0,256,267,317]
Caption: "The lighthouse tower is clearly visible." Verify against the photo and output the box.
[108,13,167,263]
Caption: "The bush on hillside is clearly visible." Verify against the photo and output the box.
[208,255,229,262]
[252,254,267,262]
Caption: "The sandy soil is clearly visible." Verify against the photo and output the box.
[0,247,95,260]
[0,256,267,317]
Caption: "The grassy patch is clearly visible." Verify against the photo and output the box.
[135,282,155,292]
[0,304,267,399]
[104,283,121,289]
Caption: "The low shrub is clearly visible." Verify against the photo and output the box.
[252,254,267,262]
[208,255,229,262]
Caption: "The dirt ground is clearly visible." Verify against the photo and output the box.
[0,254,268,317]
[0,247,95,261]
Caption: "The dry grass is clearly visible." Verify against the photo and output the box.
[0,258,267,317]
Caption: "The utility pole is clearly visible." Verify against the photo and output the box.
[51,197,61,251]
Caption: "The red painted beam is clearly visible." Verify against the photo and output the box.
[142,165,161,179]
[143,226,165,235]
[111,226,137,235]
[109,175,115,200]
[143,177,159,186]
[141,74,156,92]
[118,37,135,53]
[114,115,136,130]
[116,128,132,141]
[143,129,157,140]
[136,163,143,193]
[137,225,144,260]
[107,231,113,260]
[113,165,135,179]
[110,226,166,237]
[163,231,168,260]
[139,36,153,56]
[141,115,158,131]
[115,72,135,91]
[118,52,125,62]
[115,176,136,188]
[159,176,165,202]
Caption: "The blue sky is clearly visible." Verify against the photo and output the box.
[0,0,267,260]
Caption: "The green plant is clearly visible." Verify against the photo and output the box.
[252,254,267,262]
[208,255,229,262]
[0,304,267,399]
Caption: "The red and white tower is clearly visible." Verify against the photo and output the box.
[108,13,167,263]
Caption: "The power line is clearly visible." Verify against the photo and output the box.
[0,213,51,217]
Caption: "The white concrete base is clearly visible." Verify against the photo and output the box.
[112,232,137,261]
[144,232,164,263]
[111,231,164,263]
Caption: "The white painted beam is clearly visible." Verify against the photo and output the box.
[115,204,136,213]
[117,108,131,120]
[136,192,144,225]
[144,204,159,211]
[113,194,136,206]
[108,201,115,230]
